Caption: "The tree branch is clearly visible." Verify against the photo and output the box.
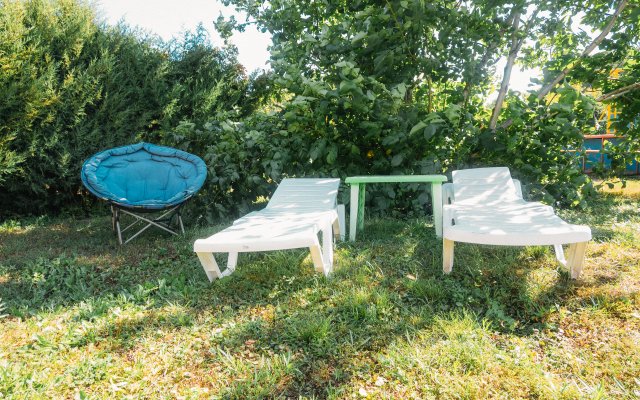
[535,0,629,101]
[597,81,640,102]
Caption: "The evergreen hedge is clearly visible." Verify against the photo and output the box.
[0,0,260,216]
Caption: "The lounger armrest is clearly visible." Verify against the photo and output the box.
[512,179,523,199]
[443,183,454,206]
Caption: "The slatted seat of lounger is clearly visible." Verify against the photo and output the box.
[442,167,592,278]
[193,178,345,281]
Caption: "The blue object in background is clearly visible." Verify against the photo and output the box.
[81,142,207,244]
[81,142,207,209]
[582,135,639,175]
[583,136,603,172]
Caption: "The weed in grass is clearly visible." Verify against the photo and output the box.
[285,313,335,357]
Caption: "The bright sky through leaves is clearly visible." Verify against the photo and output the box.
[96,0,271,72]
[97,1,543,91]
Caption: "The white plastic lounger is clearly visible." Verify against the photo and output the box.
[194,178,345,281]
[442,167,592,278]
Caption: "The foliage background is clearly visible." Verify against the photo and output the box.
[0,0,264,216]
[1,0,639,220]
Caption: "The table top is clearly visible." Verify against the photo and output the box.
[345,175,448,184]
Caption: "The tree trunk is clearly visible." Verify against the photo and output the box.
[489,11,522,130]
[460,10,517,107]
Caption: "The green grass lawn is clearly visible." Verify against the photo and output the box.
[1,181,639,399]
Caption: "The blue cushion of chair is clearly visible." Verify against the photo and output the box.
[81,143,207,209]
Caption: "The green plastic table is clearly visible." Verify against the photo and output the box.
[345,175,448,241]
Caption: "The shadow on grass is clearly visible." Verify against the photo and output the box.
[1,202,637,397]
[0,213,221,316]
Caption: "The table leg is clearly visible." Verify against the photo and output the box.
[432,182,443,238]
[349,184,359,241]
[357,183,366,232]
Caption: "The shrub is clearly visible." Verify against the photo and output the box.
[0,0,261,216]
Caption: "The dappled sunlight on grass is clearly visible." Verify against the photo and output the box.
[372,312,563,398]
[1,185,639,398]
[598,178,640,199]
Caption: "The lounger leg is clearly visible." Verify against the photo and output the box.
[309,220,335,277]
[226,252,238,275]
[566,242,587,279]
[334,204,346,241]
[443,239,454,274]
[196,252,222,282]
[309,240,325,275]
[554,244,566,265]
[322,223,334,275]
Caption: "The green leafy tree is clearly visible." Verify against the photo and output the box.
[215,0,519,212]
[218,0,639,210]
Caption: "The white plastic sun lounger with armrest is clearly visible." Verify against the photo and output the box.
[442,167,592,278]
[194,178,345,281]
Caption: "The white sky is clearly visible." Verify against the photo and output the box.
[97,0,539,92]
[494,59,541,96]
[511,66,541,93]
[96,0,272,72]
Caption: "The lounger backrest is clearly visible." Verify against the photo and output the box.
[266,178,340,211]
[451,167,521,205]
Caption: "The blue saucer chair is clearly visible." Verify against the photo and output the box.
[81,142,207,244]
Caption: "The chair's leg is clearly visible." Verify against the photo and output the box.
[120,208,179,236]
[111,205,116,231]
[349,184,359,241]
[178,213,185,234]
[554,244,566,265]
[114,206,184,245]
[334,204,346,241]
[115,208,123,245]
[120,217,143,233]
[357,184,366,232]
[196,252,222,282]
[432,183,443,238]
[566,242,587,279]
[123,220,154,244]
[443,239,454,274]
